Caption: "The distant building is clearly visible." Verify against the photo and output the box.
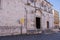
[59,18,60,27]
[53,9,59,28]
[0,0,54,36]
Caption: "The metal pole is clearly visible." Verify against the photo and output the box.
[20,20,22,34]
[25,7,28,34]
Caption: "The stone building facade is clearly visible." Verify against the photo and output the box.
[0,0,54,36]
[53,9,59,28]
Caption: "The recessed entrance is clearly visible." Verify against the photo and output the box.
[47,21,49,28]
[36,17,41,29]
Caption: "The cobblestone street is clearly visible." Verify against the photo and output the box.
[0,32,60,40]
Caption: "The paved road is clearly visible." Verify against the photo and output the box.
[0,32,60,40]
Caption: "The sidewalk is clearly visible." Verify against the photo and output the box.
[42,29,60,34]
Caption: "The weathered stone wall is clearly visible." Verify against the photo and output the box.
[0,0,54,36]
[0,0,27,36]
[0,0,26,26]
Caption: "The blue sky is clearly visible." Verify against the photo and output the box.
[48,0,60,17]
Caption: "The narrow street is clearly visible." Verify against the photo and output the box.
[0,32,60,40]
